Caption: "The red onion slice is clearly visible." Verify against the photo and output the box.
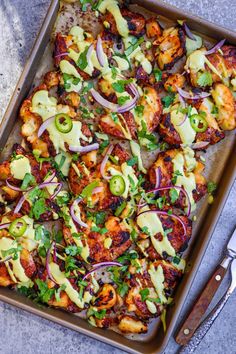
[176,114,187,127]
[128,83,139,98]
[86,44,94,64]
[6,179,29,192]
[183,23,196,41]
[90,88,119,111]
[50,182,63,200]
[44,171,56,183]
[177,87,211,100]
[100,144,114,180]
[91,88,138,113]
[190,141,210,149]
[83,261,122,280]
[0,222,11,230]
[69,143,99,153]
[117,96,138,113]
[54,52,69,59]
[137,209,187,237]
[96,36,106,67]
[205,39,226,56]
[38,116,55,138]
[70,197,88,229]
[14,194,27,214]
[155,167,161,189]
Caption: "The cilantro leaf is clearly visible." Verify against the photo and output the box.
[21,173,36,191]
[65,245,82,256]
[197,71,213,87]
[162,92,176,108]
[153,68,162,82]
[140,288,150,301]
[35,279,54,303]
[117,96,130,106]
[31,198,48,220]
[127,156,138,167]
[77,46,89,70]
[169,188,179,204]
[207,181,217,194]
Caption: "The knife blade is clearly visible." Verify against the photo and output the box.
[226,227,236,258]
[179,258,236,354]
[175,227,236,346]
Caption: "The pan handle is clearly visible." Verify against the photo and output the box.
[175,263,227,346]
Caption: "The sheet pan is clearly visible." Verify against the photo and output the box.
[0,1,235,353]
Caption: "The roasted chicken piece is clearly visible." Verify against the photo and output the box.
[92,284,117,310]
[0,144,54,202]
[63,215,132,263]
[0,237,36,287]
[137,211,192,259]
[98,86,162,138]
[53,31,99,80]
[163,73,186,92]
[211,83,236,130]
[20,85,92,157]
[148,148,207,207]
[153,27,186,70]
[146,18,162,38]
[158,100,225,147]
[125,259,182,319]
[99,112,135,140]
[103,8,146,37]
[185,45,236,90]
[118,315,147,334]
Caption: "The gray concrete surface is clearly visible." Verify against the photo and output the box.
[0,1,235,353]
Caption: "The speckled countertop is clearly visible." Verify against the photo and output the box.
[0,1,235,353]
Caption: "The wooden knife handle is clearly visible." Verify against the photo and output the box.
[175,264,227,346]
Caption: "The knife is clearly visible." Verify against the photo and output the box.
[175,227,236,346]
[179,258,236,353]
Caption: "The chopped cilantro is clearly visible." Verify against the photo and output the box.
[114,201,127,217]
[35,279,54,303]
[169,188,179,203]
[91,225,108,234]
[153,68,162,82]
[77,46,89,70]
[140,288,150,301]
[172,170,183,184]
[172,256,181,265]
[127,156,138,167]
[88,308,106,319]
[21,173,36,191]
[207,181,217,194]
[117,95,130,106]
[65,245,82,256]
[30,198,48,220]
[125,37,144,56]
[197,71,213,87]
[211,105,219,115]
[112,79,132,93]
[134,105,144,117]
[111,66,118,79]
[162,92,176,108]
[99,140,109,153]
[111,112,119,123]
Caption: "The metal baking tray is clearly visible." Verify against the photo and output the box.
[0,0,235,353]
